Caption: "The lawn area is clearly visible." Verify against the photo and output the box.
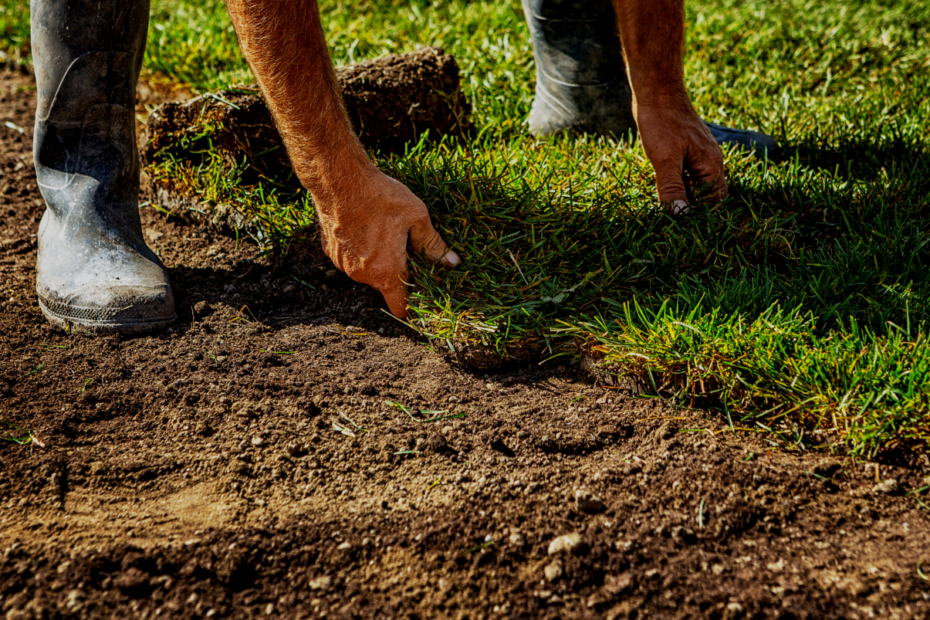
[2,0,929,458]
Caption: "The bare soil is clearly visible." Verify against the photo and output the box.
[1,69,929,620]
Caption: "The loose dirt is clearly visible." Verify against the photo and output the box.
[1,69,929,620]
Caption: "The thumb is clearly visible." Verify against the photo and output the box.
[410,217,461,268]
[378,269,410,319]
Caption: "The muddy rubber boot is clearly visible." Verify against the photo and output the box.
[31,0,175,335]
[522,0,778,155]
[522,0,637,139]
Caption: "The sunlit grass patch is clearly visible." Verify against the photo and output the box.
[569,302,930,458]
[380,138,930,457]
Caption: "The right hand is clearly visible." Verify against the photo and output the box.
[316,165,460,318]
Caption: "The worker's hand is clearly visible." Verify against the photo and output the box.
[317,165,460,318]
[635,91,727,213]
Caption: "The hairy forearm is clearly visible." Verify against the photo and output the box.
[224,0,371,207]
[611,0,687,105]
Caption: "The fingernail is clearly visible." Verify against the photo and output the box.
[441,249,461,268]
[671,200,690,215]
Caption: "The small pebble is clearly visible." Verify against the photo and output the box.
[872,479,898,494]
[544,561,563,582]
[548,532,583,555]
[251,436,264,447]
[308,576,332,591]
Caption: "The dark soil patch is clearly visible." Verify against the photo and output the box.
[1,69,929,620]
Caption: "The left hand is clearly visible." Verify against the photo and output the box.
[635,91,728,212]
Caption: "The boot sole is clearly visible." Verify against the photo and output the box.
[38,297,177,336]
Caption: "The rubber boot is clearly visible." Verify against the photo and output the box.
[522,0,778,155]
[31,0,175,335]
[522,0,637,139]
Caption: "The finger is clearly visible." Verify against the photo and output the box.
[410,217,461,268]
[688,146,728,202]
[652,156,689,205]
[378,269,410,319]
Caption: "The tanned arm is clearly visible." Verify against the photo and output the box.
[224,0,459,317]
[612,0,727,210]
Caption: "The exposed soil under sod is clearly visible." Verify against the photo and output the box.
[1,70,929,619]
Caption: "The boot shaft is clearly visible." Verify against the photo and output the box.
[31,0,150,231]
[522,0,627,86]
[522,0,636,137]
[32,0,150,119]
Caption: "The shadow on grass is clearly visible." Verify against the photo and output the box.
[781,131,930,185]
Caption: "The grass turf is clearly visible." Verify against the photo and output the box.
[2,0,928,458]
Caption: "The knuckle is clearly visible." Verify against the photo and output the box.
[423,229,444,252]
[412,213,434,235]
[657,177,687,195]
[369,263,406,289]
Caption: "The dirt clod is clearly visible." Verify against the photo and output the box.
[548,532,585,555]
[574,488,607,514]
[544,561,564,582]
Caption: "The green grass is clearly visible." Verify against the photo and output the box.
[3,0,929,457]
[0,1,29,64]
[2,421,38,446]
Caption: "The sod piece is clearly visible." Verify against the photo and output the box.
[143,45,471,157]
